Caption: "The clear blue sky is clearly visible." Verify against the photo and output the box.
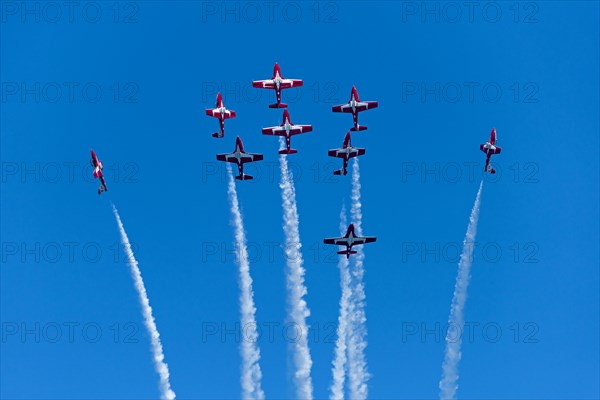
[1,1,598,399]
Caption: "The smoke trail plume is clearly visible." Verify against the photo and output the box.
[278,137,314,400]
[348,158,370,400]
[226,164,266,400]
[330,204,352,400]
[111,204,176,400]
[439,181,484,400]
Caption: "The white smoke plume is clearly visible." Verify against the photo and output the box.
[111,204,176,400]
[226,163,266,400]
[348,158,370,400]
[278,136,314,400]
[330,204,352,400]
[439,181,484,400]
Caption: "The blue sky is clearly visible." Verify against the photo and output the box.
[1,1,599,399]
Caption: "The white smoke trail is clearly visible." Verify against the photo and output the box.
[226,163,266,400]
[111,204,176,400]
[348,158,370,400]
[278,136,314,400]
[439,181,484,400]
[330,204,352,400]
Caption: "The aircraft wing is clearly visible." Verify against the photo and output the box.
[328,148,346,158]
[323,237,349,245]
[263,125,312,136]
[354,101,378,112]
[262,126,287,136]
[216,153,242,163]
[242,153,264,163]
[337,236,376,246]
[216,153,232,162]
[332,103,354,113]
[279,79,303,89]
[328,148,365,158]
[90,151,99,168]
[206,109,236,119]
[216,152,263,163]
[252,80,275,89]
[289,125,312,135]
[353,148,366,157]
[358,236,377,244]
[480,144,502,155]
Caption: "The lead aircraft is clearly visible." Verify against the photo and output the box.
[252,63,303,108]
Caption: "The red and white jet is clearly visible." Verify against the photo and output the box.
[332,86,378,131]
[205,92,236,138]
[216,136,264,180]
[252,63,303,108]
[480,128,502,174]
[262,109,312,155]
[324,223,377,259]
[90,149,108,195]
[328,132,366,175]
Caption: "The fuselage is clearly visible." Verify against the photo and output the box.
[231,147,244,164]
[349,95,360,114]
[482,142,497,155]
[273,72,282,89]
[282,119,293,137]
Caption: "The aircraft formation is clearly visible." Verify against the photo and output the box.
[212,62,378,256]
[90,62,503,258]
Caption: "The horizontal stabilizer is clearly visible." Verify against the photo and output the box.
[333,169,345,176]
[338,249,357,259]
[212,132,224,138]
[236,174,253,181]
[279,148,298,155]
[350,125,368,132]
[269,103,288,109]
